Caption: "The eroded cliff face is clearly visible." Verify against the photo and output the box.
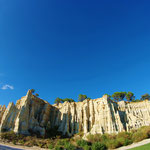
[0,90,150,137]
[0,105,6,124]
[0,90,53,135]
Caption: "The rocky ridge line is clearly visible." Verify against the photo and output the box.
[0,90,150,137]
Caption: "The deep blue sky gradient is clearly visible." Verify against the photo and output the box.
[1,0,150,106]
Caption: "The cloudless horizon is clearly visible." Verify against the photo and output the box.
[1,0,150,106]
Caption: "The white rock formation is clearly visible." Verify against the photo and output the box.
[0,91,150,137]
[0,105,6,124]
[0,90,52,136]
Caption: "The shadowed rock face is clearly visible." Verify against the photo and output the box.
[0,91,150,137]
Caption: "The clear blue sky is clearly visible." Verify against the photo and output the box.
[0,0,150,106]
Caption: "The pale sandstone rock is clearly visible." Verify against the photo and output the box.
[0,105,6,124]
[0,90,52,136]
[0,102,17,132]
[1,91,150,137]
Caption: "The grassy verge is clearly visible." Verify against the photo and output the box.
[129,143,150,150]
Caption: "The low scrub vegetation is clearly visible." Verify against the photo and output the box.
[1,126,150,149]
[76,139,90,147]
[87,126,150,149]
[91,142,107,150]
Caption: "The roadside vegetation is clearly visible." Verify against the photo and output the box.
[86,126,150,149]
[129,143,150,150]
[1,126,150,149]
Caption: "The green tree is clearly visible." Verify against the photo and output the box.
[112,92,127,101]
[112,92,120,101]
[78,94,87,102]
[35,93,39,97]
[54,97,63,104]
[30,89,35,93]
[62,98,75,103]
[120,92,127,100]
[132,99,141,102]
[126,92,135,101]
[141,93,150,100]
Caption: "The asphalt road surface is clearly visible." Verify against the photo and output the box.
[0,145,24,150]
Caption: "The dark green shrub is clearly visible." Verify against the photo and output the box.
[91,142,107,150]
[45,126,63,138]
[116,137,125,147]
[139,126,150,138]
[1,131,19,141]
[64,142,76,150]
[101,134,108,142]
[105,139,115,149]
[55,145,63,150]
[57,139,69,146]
[49,143,54,149]
[132,131,148,142]
[131,126,150,142]
[105,139,121,149]
[18,139,25,145]
[12,140,17,145]
[77,139,90,147]
[123,139,133,146]
[106,136,132,149]
[106,133,117,140]
[117,132,132,139]
[104,132,133,149]
[116,132,133,147]
[84,145,91,150]
[87,134,102,143]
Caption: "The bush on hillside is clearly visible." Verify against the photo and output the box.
[132,130,148,142]
[87,134,102,143]
[76,139,90,147]
[91,142,107,150]
[57,139,69,146]
[1,131,24,141]
[49,143,54,149]
[84,145,91,150]
[64,142,76,150]
[55,145,64,150]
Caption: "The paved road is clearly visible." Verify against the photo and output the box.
[0,145,24,150]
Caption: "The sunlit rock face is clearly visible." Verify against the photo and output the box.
[0,90,150,137]
[0,105,6,124]
[0,90,53,136]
